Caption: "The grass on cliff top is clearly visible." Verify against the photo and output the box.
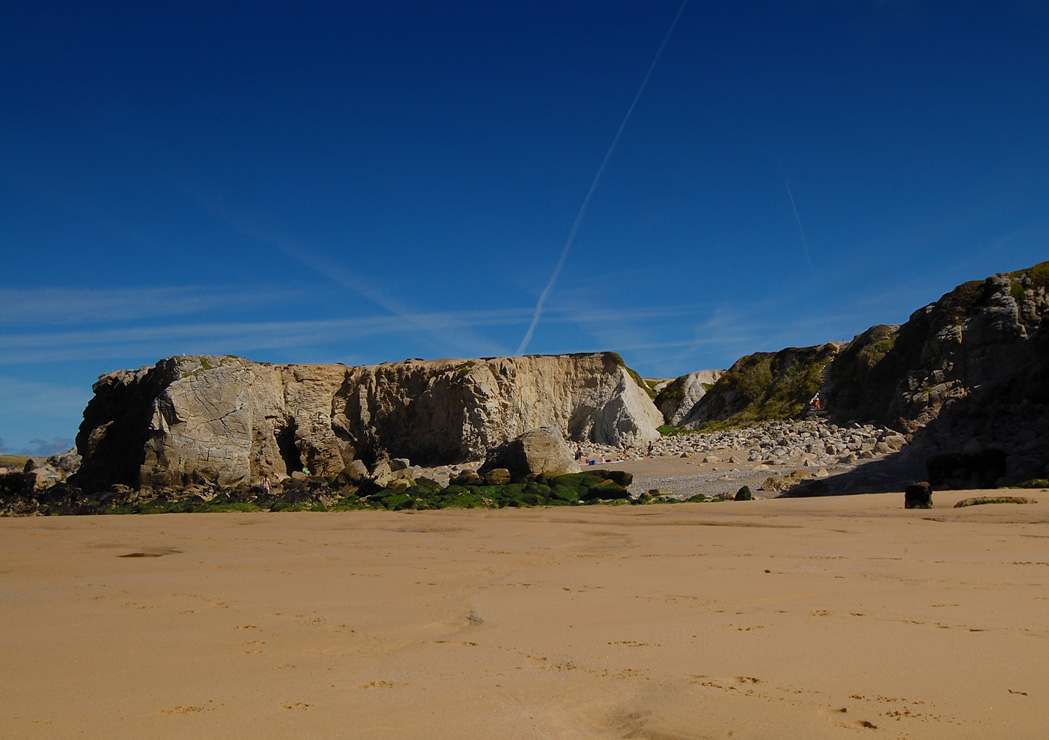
[654,375,687,409]
[1009,261,1049,303]
[1,454,32,468]
[1010,260,1049,288]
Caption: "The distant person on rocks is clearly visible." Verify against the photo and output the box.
[261,475,271,495]
[811,392,822,411]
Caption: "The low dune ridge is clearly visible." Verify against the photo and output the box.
[2,484,1046,739]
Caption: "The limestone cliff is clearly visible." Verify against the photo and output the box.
[653,369,724,426]
[74,353,662,491]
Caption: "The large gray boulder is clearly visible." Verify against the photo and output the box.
[479,426,581,481]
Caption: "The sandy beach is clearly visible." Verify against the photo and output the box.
[2,484,1047,739]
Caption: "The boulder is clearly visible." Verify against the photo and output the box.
[0,471,36,501]
[480,426,581,482]
[47,448,82,476]
[450,469,483,486]
[342,459,369,481]
[370,460,394,487]
[904,481,933,509]
[483,468,511,485]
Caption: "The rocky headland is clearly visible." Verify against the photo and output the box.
[2,262,1047,515]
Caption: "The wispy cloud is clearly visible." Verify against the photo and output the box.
[189,192,514,358]
[0,286,300,326]
[0,375,92,420]
[0,309,533,366]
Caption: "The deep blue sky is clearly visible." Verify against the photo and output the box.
[2,1,1047,454]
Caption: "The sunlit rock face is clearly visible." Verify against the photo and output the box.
[74,352,661,491]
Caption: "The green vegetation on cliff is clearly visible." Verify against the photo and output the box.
[1008,261,1049,304]
[695,344,837,430]
[653,375,686,410]
[829,325,898,390]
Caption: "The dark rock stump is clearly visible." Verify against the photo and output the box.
[905,481,933,509]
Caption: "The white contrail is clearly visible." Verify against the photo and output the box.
[784,178,813,268]
[516,0,689,356]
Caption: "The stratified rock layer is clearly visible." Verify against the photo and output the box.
[74,353,662,492]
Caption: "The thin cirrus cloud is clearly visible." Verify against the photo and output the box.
[0,285,298,326]
[0,309,536,366]
[0,375,92,420]
[189,191,516,359]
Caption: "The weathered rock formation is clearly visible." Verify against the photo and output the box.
[827,265,1049,429]
[74,352,662,492]
[823,263,1049,486]
[654,369,724,426]
[60,261,1049,502]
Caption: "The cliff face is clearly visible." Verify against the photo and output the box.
[680,345,838,430]
[654,369,724,426]
[827,265,1049,430]
[74,353,662,491]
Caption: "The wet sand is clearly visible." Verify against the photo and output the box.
[2,487,1047,739]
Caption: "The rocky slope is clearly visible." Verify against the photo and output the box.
[73,352,662,493]
[679,344,838,430]
[641,262,1049,489]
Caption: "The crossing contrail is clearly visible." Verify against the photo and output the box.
[516,0,689,356]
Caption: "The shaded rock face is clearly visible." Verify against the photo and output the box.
[827,266,1049,430]
[480,426,581,481]
[74,353,661,492]
[927,450,1008,490]
[817,263,1049,490]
